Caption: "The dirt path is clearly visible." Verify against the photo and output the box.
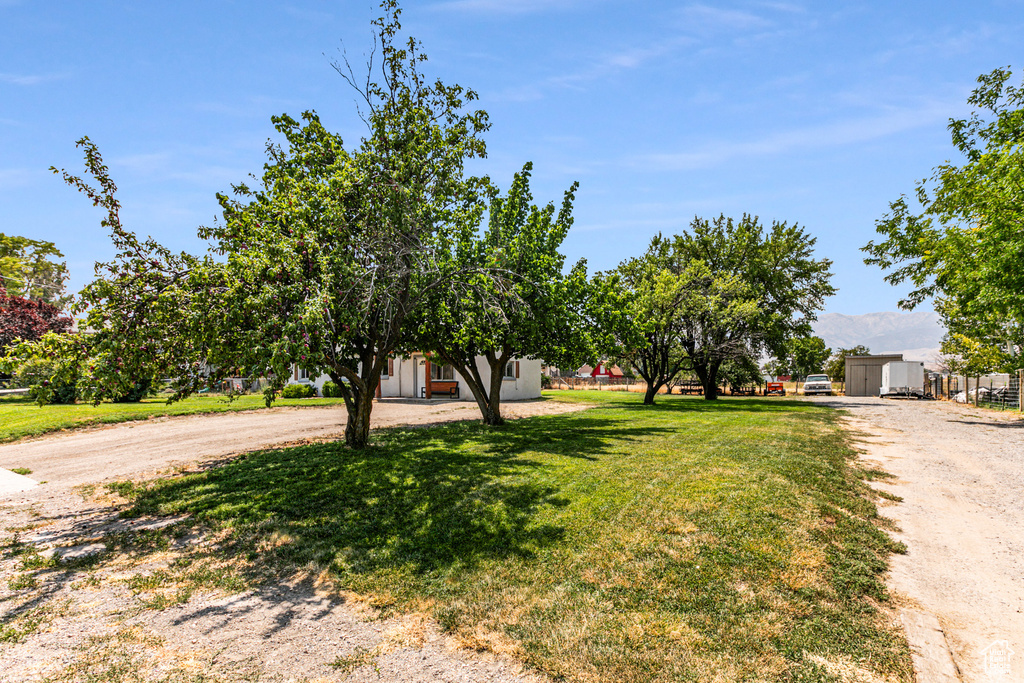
[817,396,1024,682]
[0,399,583,682]
[0,399,582,489]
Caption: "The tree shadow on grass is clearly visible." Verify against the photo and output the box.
[123,414,673,584]
[613,395,830,415]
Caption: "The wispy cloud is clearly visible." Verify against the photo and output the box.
[675,4,773,32]
[110,149,252,190]
[633,101,956,172]
[0,72,68,86]
[489,36,692,102]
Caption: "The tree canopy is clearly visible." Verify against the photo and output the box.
[410,162,592,425]
[825,345,870,382]
[0,287,73,352]
[0,234,69,306]
[43,1,496,446]
[864,67,1024,371]
[609,215,834,403]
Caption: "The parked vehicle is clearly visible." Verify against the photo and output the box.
[802,374,833,396]
[766,382,786,396]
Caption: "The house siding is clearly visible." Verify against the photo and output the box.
[289,355,542,401]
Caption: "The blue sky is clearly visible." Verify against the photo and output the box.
[2,0,1023,315]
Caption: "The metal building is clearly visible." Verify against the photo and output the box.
[845,354,904,397]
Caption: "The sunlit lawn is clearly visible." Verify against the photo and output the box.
[93,391,911,682]
[0,393,347,444]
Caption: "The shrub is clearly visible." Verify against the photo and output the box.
[321,380,344,398]
[541,375,552,389]
[17,356,77,404]
[282,383,316,399]
[113,378,154,403]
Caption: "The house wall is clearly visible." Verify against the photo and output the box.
[288,355,542,401]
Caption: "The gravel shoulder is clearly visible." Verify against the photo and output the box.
[814,396,1024,682]
[0,399,583,682]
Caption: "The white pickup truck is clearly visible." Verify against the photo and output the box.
[802,374,833,396]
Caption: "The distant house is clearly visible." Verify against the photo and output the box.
[290,353,541,401]
[574,361,625,381]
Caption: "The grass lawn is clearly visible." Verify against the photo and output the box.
[99,391,909,682]
[0,393,347,444]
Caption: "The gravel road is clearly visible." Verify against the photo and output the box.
[0,399,579,489]
[815,396,1024,682]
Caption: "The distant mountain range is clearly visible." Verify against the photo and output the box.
[812,311,945,362]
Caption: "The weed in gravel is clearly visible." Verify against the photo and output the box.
[329,646,379,675]
[7,572,39,591]
[121,557,250,610]
[9,467,32,475]
[0,597,71,643]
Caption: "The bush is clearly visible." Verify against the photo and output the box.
[541,375,552,389]
[282,383,316,399]
[113,378,155,403]
[321,380,344,398]
[17,356,77,404]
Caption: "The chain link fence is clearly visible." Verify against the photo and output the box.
[929,369,1023,411]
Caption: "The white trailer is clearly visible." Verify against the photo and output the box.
[880,361,925,398]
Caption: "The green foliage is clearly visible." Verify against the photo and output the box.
[321,380,344,397]
[718,354,763,389]
[112,378,155,403]
[790,335,831,380]
[0,233,69,305]
[864,67,1024,361]
[281,383,316,399]
[605,215,834,403]
[3,333,82,405]
[411,163,593,425]
[940,333,1012,376]
[825,345,870,382]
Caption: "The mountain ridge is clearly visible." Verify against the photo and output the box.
[812,311,944,362]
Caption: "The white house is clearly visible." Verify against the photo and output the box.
[290,353,542,401]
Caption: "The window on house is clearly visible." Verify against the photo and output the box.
[504,361,519,380]
[298,367,309,381]
[430,363,455,381]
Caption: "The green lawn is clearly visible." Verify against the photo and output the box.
[96,391,910,682]
[0,393,347,444]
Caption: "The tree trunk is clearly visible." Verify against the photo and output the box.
[643,382,660,405]
[344,391,374,448]
[484,353,507,425]
[436,350,506,426]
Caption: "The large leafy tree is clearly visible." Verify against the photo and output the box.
[411,163,591,425]
[0,234,69,305]
[607,241,760,404]
[863,67,1024,363]
[613,215,833,403]
[0,287,73,351]
[46,1,493,447]
[673,215,835,396]
[790,335,831,380]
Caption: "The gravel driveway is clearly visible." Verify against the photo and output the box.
[0,399,579,490]
[815,396,1024,682]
